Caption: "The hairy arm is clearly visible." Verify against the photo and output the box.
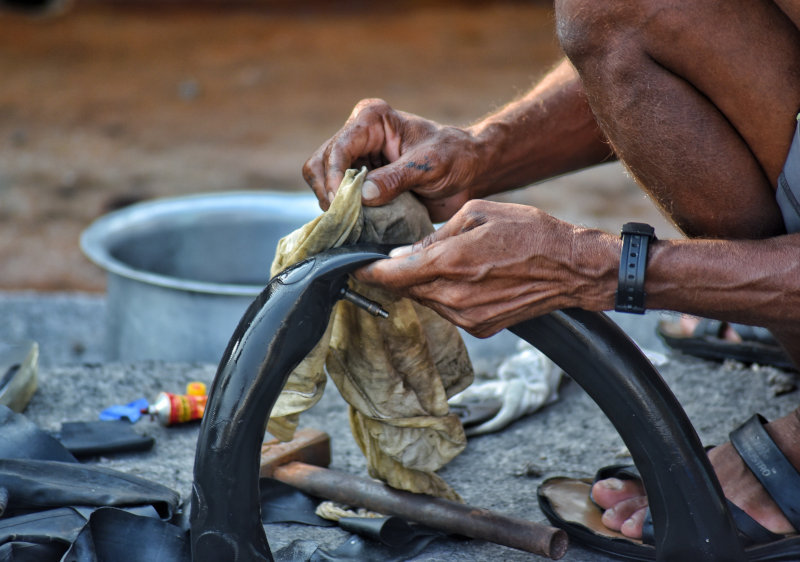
[465,59,614,199]
[646,233,800,364]
[303,59,613,221]
[356,201,800,367]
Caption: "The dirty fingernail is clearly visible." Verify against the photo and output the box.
[389,245,412,258]
[600,478,625,491]
[362,180,380,201]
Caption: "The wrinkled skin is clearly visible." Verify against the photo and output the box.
[302,99,481,223]
[357,199,618,338]
[302,0,800,543]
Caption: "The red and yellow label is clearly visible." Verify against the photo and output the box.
[167,392,207,424]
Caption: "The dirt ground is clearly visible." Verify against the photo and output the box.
[0,0,674,292]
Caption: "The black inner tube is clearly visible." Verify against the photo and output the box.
[190,246,746,562]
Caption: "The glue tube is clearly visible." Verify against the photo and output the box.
[143,382,208,426]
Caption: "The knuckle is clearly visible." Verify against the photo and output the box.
[456,313,481,334]
[301,161,316,183]
[456,200,490,232]
[460,199,485,213]
[380,166,407,192]
[411,235,433,252]
[352,98,390,119]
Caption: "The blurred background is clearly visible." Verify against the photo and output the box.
[0,0,677,292]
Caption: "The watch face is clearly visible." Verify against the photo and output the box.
[621,222,655,238]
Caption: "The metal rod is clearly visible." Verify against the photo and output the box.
[340,287,389,318]
[272,461,568,560]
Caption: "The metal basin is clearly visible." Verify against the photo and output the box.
[80,191,320,363]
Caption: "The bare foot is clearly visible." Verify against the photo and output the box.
[591,410,800,538]
[676,314,742,343]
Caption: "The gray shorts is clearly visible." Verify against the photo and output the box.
[777,116,800,234]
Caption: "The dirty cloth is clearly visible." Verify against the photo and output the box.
[448,341,562,436]
[268,168,474,501]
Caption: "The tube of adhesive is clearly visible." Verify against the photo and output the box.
[143,382,208,426]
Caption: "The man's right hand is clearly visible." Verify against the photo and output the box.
[302,98,483,222]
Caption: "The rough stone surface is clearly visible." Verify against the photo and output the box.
[3,292,798,560]
[3,4,792,559]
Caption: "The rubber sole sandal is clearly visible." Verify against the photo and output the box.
[657,318,796,371]
[538,414,800,561]
[538,476,654,560]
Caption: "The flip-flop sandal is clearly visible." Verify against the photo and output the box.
[538,414,800,561]
[657,318,795,371]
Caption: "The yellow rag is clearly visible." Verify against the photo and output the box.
[267,168,473,500]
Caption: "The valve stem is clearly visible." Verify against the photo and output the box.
[340,287,389,319]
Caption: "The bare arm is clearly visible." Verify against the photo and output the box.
[466,59,613,199]
[355,200,800,367]
[647,236,800,323]
[303,59,612,222]
[646,233,800,364]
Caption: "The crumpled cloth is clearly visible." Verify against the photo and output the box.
[315,501,382,522]
[267,168,474,501]
[448,341,562,436]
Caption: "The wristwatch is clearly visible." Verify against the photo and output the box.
[614,222,656,314]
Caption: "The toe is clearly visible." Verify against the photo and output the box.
[591,477,645,509]
[620,506,649,538]
[600,495,649,534]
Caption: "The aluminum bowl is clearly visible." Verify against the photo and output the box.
[81,191,320,363]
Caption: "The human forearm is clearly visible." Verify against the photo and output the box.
[303,60,612,221]
[466,59,614,199]
[644,235,800,327]
[356,199,799,361]
[572,230,800,326]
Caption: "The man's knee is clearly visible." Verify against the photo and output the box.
[554,0,684,67]
[555,0,624,64]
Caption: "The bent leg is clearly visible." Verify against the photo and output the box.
[556,0,800,239]
[555,0,800,541]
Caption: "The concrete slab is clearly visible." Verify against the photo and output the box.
[2,291,798,560]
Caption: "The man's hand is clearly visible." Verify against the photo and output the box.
[355,200,620,337]
[302,98,483,222]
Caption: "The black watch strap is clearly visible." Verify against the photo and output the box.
[615,222,656,314]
